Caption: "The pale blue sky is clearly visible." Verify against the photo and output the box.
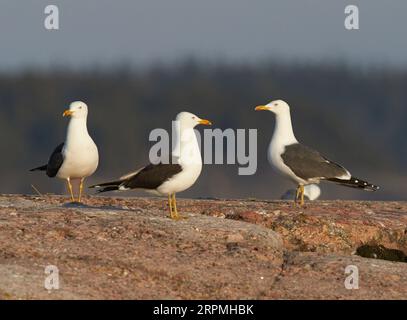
[1,0,407,71]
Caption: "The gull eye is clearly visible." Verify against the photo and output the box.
[192,117,196,120]
[79,106,82,109]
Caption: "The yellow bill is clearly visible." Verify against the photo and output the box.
[255,105,270,111]
[63,110,74,117]
[199,119,212,125]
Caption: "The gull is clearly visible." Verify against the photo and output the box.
[255,99,378,205]
[90,112,211,220]
[30,101,99,202]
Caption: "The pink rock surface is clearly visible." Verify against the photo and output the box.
[0,195,406,299]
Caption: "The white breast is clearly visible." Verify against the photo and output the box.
[56,116,99,180]
[266,109,309,185]
[57,138,99,179]
[157,163,202,195]
[157,125,203,195]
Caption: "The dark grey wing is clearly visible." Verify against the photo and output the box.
[46,143,65,177]
[123,163,183,189]
[281,143,349,180]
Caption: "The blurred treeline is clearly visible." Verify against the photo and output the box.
[0,61,406,200]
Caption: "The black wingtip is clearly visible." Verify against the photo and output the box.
[357,179,379,192]
[29,165,47,172]
[367,184,380,192]
[328,176,379,192]
[94,186,120,193]
[88,179,123,189]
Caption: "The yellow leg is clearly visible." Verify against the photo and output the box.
[168,194,173,218]
[295,185,305,206]
[170,193,187,220]
[170,193,179,220]
[299,185,305,206]
[172,194,179,219]
[66,178,75,202]
[78,178,85,203]
[295,186,301,203]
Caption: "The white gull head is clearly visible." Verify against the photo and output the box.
[63,101,89,119]
[255,98,297,146]
[172,111,212,166]
[176,111,212,129]
[255,99,290,115]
